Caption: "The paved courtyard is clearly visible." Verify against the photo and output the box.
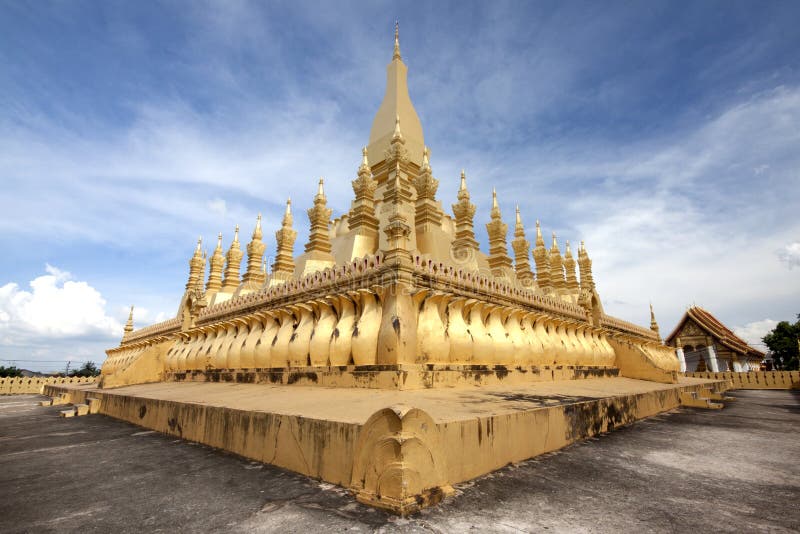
[1,389,798,533]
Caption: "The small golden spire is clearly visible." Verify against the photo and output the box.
[233,225,239,242]
[317,177,325,198]
[360,146,370,169]
[392,113,404,142]
[650,302,661,339]
[282,198,293,226]
[124,305,134,334]
[515,205,522,227]
[422,146,430,169]
[215,232,223,251]
[490,188,501,219]
[459,169,467,191]
[194,236,203,255]
[393,20,401,61]
[535,220,544,247]
[262,256,267,275]
[552,232,558,249]
[252,213,262,239]
[565,240,572,256]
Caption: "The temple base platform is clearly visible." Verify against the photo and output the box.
[44,376,728,515]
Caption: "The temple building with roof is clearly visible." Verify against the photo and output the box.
[665,306,765,372]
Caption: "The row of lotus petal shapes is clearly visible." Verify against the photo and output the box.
[163,288,619,372]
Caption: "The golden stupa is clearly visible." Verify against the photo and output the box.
[93,25,692,514]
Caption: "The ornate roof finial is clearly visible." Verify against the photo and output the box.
[511,205,533,286]
[422,146,430,169]
[392,113,404,142]
[271,198,298,286]
[565,240,572,255]
[233,225,239,242]
[215,232,223,251]
[650,302,661,339]
[124,305,134,334]
[490,188,502,219]
[360,146,370,169]
[194,236,203,255]
[459,169,467,191]
[262,255,267,275]
[252,213,262,239]
[535,220,544,247]
[316,177,326,199]
[282,198,293,226]
[393,20,401,61]
[486,188,512,278]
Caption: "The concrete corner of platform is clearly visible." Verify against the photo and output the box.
[349,404,455,515]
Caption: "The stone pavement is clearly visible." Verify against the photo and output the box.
[1,390,798,533]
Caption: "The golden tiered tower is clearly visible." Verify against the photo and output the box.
[100,25,682,515]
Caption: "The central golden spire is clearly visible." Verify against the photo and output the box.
[393,20,401,61]
[367,22,424,167]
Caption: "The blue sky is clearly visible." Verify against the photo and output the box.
[1,1,799,372]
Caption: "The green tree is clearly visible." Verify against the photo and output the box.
[0,365,23,378]
[69,361,101,377]
[763,314,800,370]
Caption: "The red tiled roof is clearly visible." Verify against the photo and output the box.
[665,306,765,357]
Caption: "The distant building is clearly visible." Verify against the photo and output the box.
[665,306,765,372]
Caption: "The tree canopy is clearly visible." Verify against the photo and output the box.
[0,365,23,378]
[69,361,100,377]
[763,314,800,370]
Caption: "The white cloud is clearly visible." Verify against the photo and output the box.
[733,319,777,347]
[207,197,227,218]
[0,265,121,340]
[777,241,800,269]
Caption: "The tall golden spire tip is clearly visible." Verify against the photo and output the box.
[393,20,401,60]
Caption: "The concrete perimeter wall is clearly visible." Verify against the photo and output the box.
[686,371,799,390]
[0,376,97,395]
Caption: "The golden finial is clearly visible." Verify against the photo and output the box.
[195,236,202,252]
[515,205,522,224]
[262,255,267,274]
[565,240,572,254]
[361,146,369,167]
[317,177,325,198]
[551,232,558,249]
[490,188,502,219]
[459,169,467,191]
[422,146,430,168]
[251,213,263,240]
[392,113,403,142]
[124,305,134,334]
[216,232,223,250]
[282,198,293,226]
[393,20,401,60]
[233,225,239,242]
